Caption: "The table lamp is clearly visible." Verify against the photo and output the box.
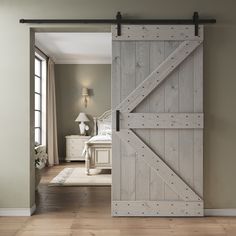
[75,112,90,135]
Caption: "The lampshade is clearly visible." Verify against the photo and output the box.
[75,112,89,122]
[82,87,89,96]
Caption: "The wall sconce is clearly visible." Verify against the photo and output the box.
[82,87,89,108]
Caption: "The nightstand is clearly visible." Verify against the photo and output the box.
[65,135,91,162]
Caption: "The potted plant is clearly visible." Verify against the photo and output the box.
[35,143,48,190]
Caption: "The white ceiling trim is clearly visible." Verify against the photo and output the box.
[54,58,112,64]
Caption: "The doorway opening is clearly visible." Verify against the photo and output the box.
[31,29,112,215]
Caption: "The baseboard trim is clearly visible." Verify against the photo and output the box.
[0,204,36,216]
[0,206,235,217]
[204,209,236,216]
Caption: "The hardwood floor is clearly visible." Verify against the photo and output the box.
[1,162,236,236]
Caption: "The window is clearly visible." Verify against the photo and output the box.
[34,56,43,144]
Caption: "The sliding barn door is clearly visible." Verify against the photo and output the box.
[112,25,204,216]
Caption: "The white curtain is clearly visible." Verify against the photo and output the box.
[47,58,59,165]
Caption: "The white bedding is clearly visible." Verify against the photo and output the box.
[87,134,111,143]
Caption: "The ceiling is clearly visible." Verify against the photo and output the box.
[35,33,112,64]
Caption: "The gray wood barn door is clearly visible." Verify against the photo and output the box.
[112,25,204,216]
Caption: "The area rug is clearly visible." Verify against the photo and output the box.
[49,167,111,186]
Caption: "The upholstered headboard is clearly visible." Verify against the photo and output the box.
[93,110,111,135]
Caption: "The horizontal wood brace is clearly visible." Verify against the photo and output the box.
[112,25,204,41]
[121,113,203,129]
[112,201,204,216]
[116,129,202,201]
[116,40,202,113]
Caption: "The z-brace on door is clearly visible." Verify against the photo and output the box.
[111,25,204,216]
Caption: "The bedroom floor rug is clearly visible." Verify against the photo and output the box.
[49,167,111,186]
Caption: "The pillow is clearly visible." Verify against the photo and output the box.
[100,129,112,136]
[97,120,111,135]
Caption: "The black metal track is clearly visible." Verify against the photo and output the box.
[19,11,216,36]
[19,18,216,24]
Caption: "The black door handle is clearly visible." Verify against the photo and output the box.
[116,110,120,132]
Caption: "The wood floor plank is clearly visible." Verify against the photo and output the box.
[15,229,71,236]
[71,229,120,236]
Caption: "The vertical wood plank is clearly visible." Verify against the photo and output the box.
[120,41,136,200]
[164,41,180,200]
[134,41,150,200]
[179,53,194,187]
[193,44,203,197]
[112,41,121,200]
[149,41,165,200]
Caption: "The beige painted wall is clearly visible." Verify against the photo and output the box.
[55,64,111,159]
[0,0,236,210]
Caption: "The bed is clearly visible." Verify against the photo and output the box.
[83,110,112,175]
